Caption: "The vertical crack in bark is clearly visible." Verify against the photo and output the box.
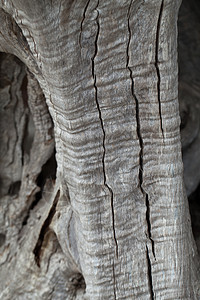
[33,189,60,267]
[92,1,117,298]
[127,2,155,296]
[92,0,118,258]
[145,194,155,259]
[155,0,164,140]
[79,0,91,48]
[146,246,155,300]
[127,0,143,187]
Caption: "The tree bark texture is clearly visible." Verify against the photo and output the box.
[0,0,200,299]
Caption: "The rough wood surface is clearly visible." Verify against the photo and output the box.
[0,0,200,299]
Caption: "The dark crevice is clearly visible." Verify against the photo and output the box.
[146,246,155,300]
[67,273,86,298]
[127,0,154,242]
[33,189,60,267]
[127,0,144,189]
[145,195,156,259]
[70,273,86,290]
[127,1,156,295]
[35,149,57,201]
[8,180,21,196]
[21,74,34,163]
[22,150,57,226]
[21,113,34,160]
[188,183,200,253]
[92,2,117,298]
[79,0,91,48]
[21,74,28,107]
[155,0,164,140]
[91,0,118,259]
[0,233,6,247]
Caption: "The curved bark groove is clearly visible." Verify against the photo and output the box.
[0,8,42,76]
[0,0,200,299]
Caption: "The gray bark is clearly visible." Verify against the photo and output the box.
[0,0,200,299]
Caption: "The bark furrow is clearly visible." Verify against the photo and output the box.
[79,0,91,48]
[127,1,156,292]
[33,189,60,267]
[155,0,164,140]
[92,2,118,297]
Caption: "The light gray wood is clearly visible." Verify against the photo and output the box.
[0,0,200,299]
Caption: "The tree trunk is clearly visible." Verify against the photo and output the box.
[0,0,200,299]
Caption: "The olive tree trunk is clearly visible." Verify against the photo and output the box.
[0,0,199,299]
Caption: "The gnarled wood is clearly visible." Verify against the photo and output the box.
[0,0,200,299]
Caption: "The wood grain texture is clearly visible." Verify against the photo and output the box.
[0,0,200,299]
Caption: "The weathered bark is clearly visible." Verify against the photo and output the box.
[0,0,200,299]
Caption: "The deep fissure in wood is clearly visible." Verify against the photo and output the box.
[146,246,155,300]
[91,2,117,298]
[155,0,164,139]
[145,194,156,259]
[33,189,60,267]
[91,0,118,258]
[79,0,91,47]
[127,0,156,294]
